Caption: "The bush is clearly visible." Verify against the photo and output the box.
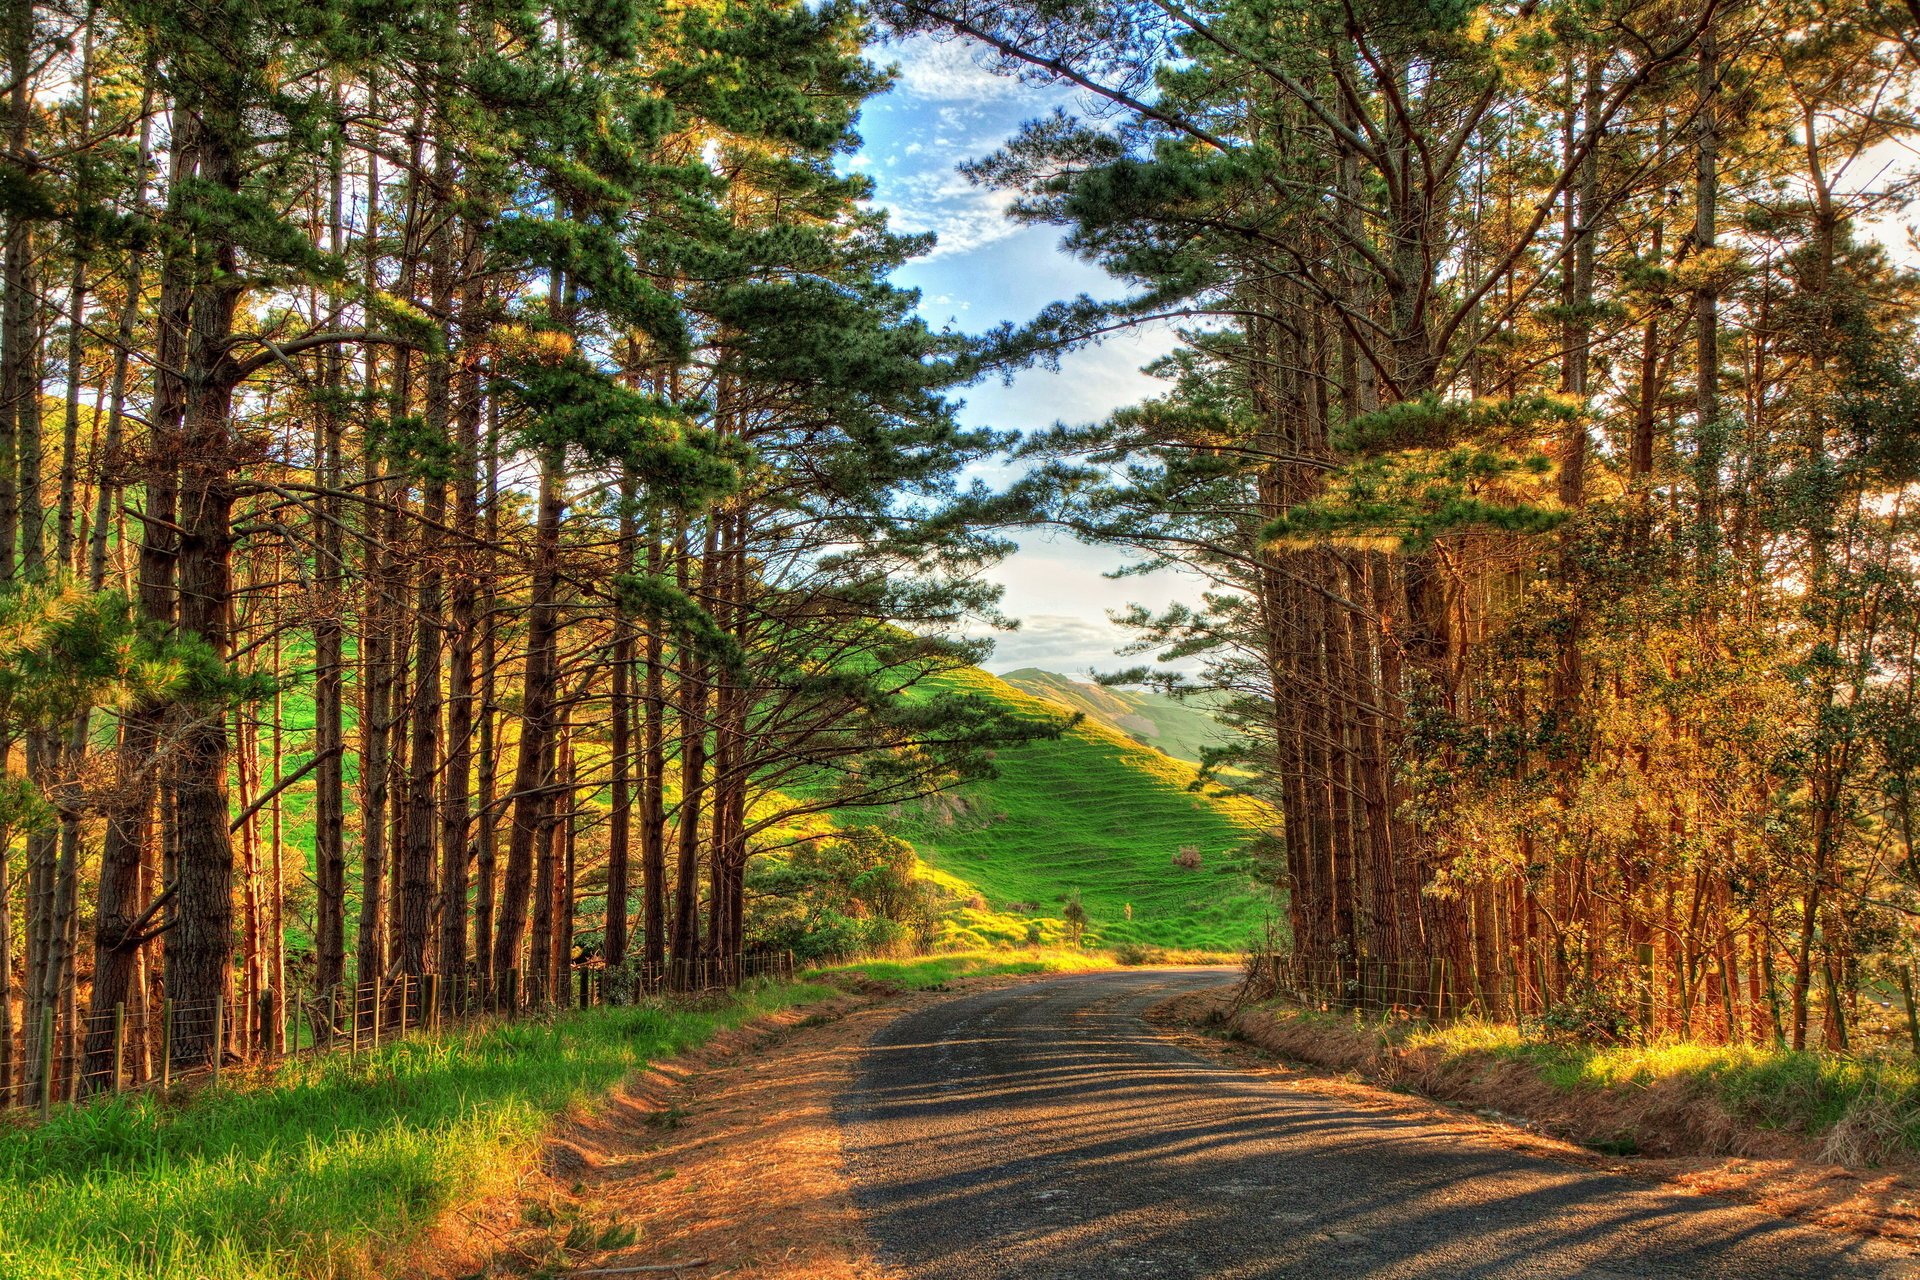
[1062,892,1089,946]
[1534,976,1638,1046]
[1173,845,1203,870]
[746,826,936,961]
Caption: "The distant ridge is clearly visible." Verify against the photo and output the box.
[998,668,1233,765]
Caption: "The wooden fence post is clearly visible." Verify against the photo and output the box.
[160,999,173,1092]
[1902,966,1920,1058]
[1637,943,1656,1032]
[427,974,441,1033]
[211,1000,224,1089]
[112,1003,126,1094]
[37,1006,54,1121]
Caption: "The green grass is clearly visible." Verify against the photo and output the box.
[998,668,1234,765]
[877,667,1276,952]
[0,980,832,1280]
[806,947,1122,990]
[1405,1018,1920,1145]
[1276,1006,1920,1157]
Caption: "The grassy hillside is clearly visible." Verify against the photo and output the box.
[999,668,1234,765]
[877,668,1275,952]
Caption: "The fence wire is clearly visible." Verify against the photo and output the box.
[0,949,797,1121]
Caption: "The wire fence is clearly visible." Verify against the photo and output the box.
[0,949,798,1121]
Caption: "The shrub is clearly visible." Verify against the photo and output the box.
[1062,892,1089,946]
[1534,976,1638,1046]
[1173,844,1203,870]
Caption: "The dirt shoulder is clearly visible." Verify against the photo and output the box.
[1150,987,1920,1252]
[404,982,960,1280]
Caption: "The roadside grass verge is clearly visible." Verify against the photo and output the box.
[0,979,832,1280]
[807,948,1119,990]
[807,945,1237,992]
[1230,1003,1920,1164]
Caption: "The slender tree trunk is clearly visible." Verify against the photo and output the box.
[311,106,348,1017]
[472,401,501,993]
[641,509,668,973]
[355,109,389,988]
[605,470,636,968]
[438,238,483,996]
[490,446,565,995]
[396,180,454,980]
[670,519,714,985]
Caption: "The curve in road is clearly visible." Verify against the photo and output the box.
[837,968,1916,1279]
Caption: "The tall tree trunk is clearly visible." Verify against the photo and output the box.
[605,469,636,968]
[490,445,565,996]
[472,400,501,993]
[670,519,714,985]
[85,103,189,1084]
[438,237,483,996]
[311,104,348,1018]
[355,111,389,988]
[165,106,248,1068]
[640,509,668,972]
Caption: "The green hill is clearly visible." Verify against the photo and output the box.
[876,667,1276,952]
[998,668,1235,765]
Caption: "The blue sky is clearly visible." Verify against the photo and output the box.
[849,35,1196,677]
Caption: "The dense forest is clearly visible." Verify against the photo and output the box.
[0,0,1081,1103]
[4,0,1920,1120]
[896,0,1920,1049]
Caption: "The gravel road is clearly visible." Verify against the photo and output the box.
[837,968,1917,1279]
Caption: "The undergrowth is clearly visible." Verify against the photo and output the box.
[0,979,831,1280]
[1269,1004,1920,1160]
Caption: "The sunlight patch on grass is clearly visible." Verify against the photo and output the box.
[1341,1009,1920,1152]
[806,948,1120,990]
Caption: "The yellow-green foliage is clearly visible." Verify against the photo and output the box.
[1376,1013,1920,1149]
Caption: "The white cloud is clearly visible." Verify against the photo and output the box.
[960,326,1180,433]
[887,35,1024,103]
[985,614,1122,675]
[878,168,1022,260]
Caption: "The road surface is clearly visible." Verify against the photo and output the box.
[837,968,1915,1279]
